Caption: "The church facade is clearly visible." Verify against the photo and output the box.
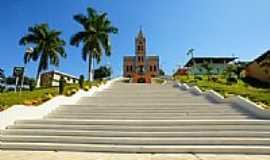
[123,29,159,83]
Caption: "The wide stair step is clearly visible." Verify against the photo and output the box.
[1,80,269,154]
[2,143,270,154]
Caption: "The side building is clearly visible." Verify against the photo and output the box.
[245,50,270,83]
[184,57,237,75]
[123,29,160,83]
[40,70,79,87]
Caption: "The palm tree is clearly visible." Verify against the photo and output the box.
[19,24,66,87]
[70,7,118,81]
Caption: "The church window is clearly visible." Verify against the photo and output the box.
[150,66,153,71]
[126,65,129,72]
[154,65,157,72]
[139,66,144,73]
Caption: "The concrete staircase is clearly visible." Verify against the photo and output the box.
[2,81,270,153]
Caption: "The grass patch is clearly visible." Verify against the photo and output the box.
[175,75,270,109]
[0,80,105,111]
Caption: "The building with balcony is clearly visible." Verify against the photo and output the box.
[184,57,237,75]
[40,70,79,87]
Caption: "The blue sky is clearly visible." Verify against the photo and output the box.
[0,0,270,77]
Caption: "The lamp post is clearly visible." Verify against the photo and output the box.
[21,47,33,92]
[187,48,195,77]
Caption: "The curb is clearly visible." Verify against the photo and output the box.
[176,81,270,119]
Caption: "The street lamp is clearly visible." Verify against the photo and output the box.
[20,47,33,92]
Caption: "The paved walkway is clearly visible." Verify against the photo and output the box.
[1,151,270,160]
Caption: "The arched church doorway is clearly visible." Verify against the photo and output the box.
[137,77,146,83]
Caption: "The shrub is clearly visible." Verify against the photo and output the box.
[43,93,53,102]
[242,77,270,88]
[210,77,218,82]
[83,85,90,91]
[194,76,203,81]
[23,100,33,106]
[65,90,72,96]
[122,79,130,83]
[79,75,84,89]
[226,77,238,84]
[29,79,36,91]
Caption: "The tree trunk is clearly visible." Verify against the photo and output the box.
[88,53,94,81]
[35,70,41,88]
[35,62,42,88]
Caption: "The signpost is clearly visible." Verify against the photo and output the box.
[13,67,24,92]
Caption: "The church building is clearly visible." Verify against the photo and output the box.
[123,29,160,83]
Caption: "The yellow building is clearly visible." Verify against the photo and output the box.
[245,51,270,83]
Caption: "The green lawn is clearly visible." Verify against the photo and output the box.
[175,75,270,109]
[0,80,104,111]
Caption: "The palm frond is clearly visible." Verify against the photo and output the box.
[20,23,66,80]
[70,31,87,46]
[87,7,97,19]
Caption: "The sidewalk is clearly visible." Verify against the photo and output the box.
[1,151,270,160]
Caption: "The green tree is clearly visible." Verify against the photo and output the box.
[19,24,66,87]
[224,63,246,79]
[224,64,237,77]
[5,76,35,86]
[94,66,112,80]
[70,7,118,81]
[201,61,213,80]
[159,69,165,76]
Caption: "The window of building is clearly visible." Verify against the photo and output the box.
[126,65,129,72]
[130,65,133,72]
[150,66,152,71]
[154,65,157,72]
[139,66,144,73]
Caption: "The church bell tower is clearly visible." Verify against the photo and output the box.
[135,27,146,74]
